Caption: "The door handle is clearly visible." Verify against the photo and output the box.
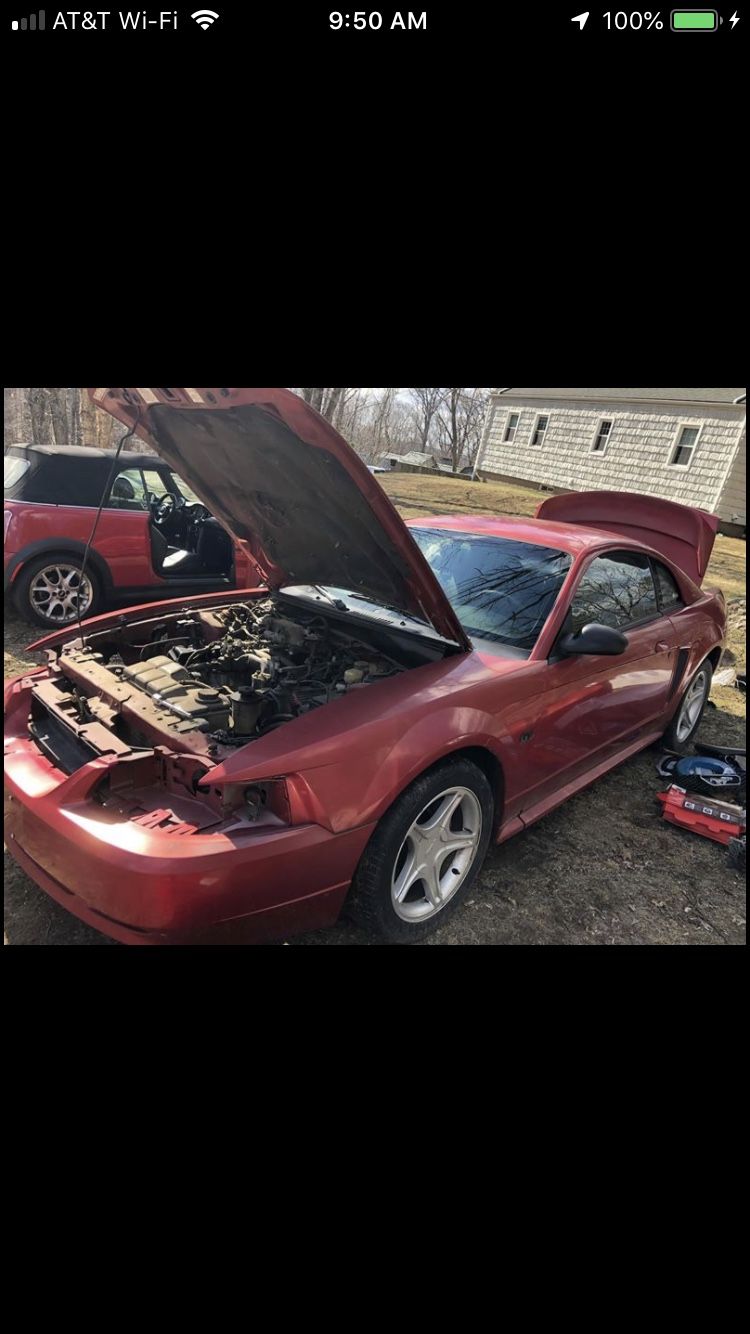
[654,642,670,653]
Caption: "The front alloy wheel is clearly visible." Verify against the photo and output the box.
[392,788,483,923]
[348,758,494,943]
[29,564,94,623]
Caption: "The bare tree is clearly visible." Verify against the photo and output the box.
[298,388,348,422]
[4,388,32,445]
[4,388,139,453]
[28,389,54,448]
[436,388,490,472]
[408,387,446,451]
[45,389,70,449]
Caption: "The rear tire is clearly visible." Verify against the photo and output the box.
[663,662,713,754]
[347,758,494,944]
[12,555,102,630]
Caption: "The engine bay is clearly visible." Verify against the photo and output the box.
[117,600,402,745]
[32,596,443,766]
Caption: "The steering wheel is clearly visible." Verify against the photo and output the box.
[153,493,178,525]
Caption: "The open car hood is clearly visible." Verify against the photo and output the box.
[88,388,470,648]
[536,491,720,587]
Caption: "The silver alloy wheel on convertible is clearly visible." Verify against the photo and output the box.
[675,668,710,743]
[391,787,483,923]
[29,564,94,623]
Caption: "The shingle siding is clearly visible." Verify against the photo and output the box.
[721,431,746,525]
[493,387,746,405]
[480,396,746,527]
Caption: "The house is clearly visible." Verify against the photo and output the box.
[476,388,747,533]
[381,451,441,475]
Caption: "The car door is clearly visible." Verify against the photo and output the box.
[512,550,678,819]
[92,466,157,589]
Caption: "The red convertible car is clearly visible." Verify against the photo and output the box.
[4,388,727,945]
[4,444,254,627]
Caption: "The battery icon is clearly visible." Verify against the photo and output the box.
[671,9,719,28]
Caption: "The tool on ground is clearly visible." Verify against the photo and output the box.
[657,787,746,849]
[657,752,746,800]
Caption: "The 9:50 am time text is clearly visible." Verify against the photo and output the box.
[329,12,428,29]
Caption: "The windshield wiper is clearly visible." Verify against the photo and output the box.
[309,586,348,612]
[347,593,431,626]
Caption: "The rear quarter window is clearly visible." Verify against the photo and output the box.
[653,562,684,611]
[4,457,31,490]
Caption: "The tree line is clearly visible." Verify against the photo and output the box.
[290,387,490,471]
[5,387,491,473]
[4,388,133,453]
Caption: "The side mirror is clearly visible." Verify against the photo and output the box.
[559,622,629,657]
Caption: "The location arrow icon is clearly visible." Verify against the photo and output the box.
[571,11,590,28]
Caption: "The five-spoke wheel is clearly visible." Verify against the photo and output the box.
[348,758,494,943]
[392,787,483,923]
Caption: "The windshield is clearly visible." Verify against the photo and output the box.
[171,471,202,505]
[411,529,572,652]
[4,456,31,490]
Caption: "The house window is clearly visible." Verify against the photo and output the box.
[592,420,614,454]
[530,415,550,448]
[669,426,701,468]
[504,413,521,443]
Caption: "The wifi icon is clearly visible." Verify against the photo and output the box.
[191,8,219,27]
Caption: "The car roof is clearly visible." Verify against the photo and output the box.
[9,444,166,469]
[406,513,629,555]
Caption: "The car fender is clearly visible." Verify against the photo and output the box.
[5,538,113,595]
[216,701,507,836]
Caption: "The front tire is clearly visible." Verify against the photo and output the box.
[347,758,494,943]
[663,662,713,754]
[13,555,101,629]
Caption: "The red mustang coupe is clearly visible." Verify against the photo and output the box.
[4,388,727,945]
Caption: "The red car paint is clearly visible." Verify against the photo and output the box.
[536,492,721,588]
[4,446,255,622]
[3,389,728,945]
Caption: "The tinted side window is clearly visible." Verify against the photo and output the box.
[571,552,659,633]
[654,562,683,611]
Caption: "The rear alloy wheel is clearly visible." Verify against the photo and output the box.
[664,663,713,753]
[14,556,101,629]
[348,758,494,943]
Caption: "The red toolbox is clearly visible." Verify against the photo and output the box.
[658,786,746,847]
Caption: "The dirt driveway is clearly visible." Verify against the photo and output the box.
[4,473,747,946]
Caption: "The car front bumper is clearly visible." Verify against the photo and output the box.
[4,680,374,945]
